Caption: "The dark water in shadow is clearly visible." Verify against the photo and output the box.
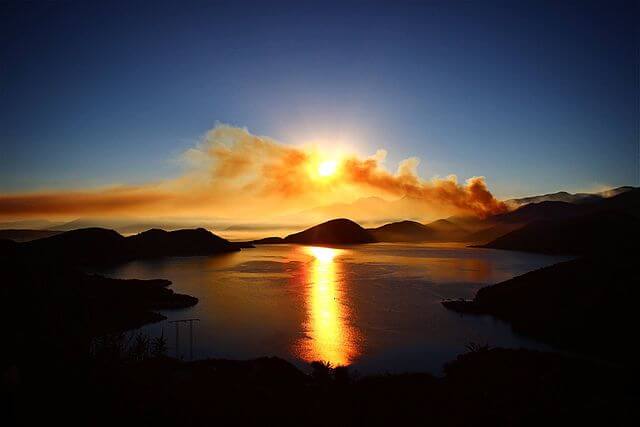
[100,243,571,374]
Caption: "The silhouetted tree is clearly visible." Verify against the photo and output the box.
[130,334,150,361]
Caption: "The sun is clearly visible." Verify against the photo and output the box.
[317,160,338,177]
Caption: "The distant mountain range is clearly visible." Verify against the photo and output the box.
[478,187,640,254]
[504,186,634,208]
[193,190,636,246]
[0,229,62,242]
[249,186,639,247]
[4,186,635,257]
[0,219,64,230]
[50,218,225,235]
[279,195,454,226]
[2,185,637,249]
[251,218,469,246]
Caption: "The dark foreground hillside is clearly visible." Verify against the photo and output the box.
[0,241,198,366]
[3,347,634,426]
[443,254,640,366]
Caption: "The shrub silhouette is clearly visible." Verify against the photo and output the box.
[90,332,166,364]
[310,361,333,383]
[465,342,491,353]
[151,331,168,358]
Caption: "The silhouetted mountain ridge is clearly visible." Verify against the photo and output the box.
[20,226,240,266]
[424,219,469,240]
[367,219,469,242]
[490,200,586,224]
[479,188,640,254]
[284,218,377,244]
[249,186,639,246]
[251,236,285,244]
[127,228,236,258]
[0,229,62,242]
[505,185,635,207]
[479,211,640,254]
[368,220,434,242]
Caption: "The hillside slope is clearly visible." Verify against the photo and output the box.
[284,218,377,244]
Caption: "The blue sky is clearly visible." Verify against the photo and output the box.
[1,0,637,198]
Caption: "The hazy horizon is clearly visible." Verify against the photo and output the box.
[0,182,635,242]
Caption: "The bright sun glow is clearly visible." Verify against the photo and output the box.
[317,160,338,177]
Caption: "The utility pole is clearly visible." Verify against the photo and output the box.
[175,321,180,359]
[189,319,194,361]
[168,319,200,360]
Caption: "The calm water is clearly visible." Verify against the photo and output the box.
[101,244,570,374]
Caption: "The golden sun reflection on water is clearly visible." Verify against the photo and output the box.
[295,246,361,366]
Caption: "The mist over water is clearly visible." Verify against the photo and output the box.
[101,244,571,374]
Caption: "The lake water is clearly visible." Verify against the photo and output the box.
[101,243,570,374]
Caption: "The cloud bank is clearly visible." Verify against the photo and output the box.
[0,125,508,222]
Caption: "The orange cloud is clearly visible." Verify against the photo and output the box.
[0,187,170,217]
[343,156,506,217]
[0,125,508,221]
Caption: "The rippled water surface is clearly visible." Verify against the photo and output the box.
[101,243,570,373]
